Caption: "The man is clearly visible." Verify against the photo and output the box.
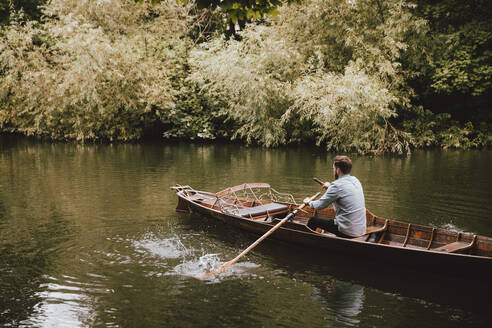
[303,155,366,238]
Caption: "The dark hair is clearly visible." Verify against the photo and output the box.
[333,155,352,174]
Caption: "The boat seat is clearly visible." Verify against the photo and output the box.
[235,203,289,219]
[366,224,388,234]
[433,235,477,253]
[353,219,389,242]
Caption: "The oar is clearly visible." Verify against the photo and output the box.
[199,191,321,278]
[313,177,329,189]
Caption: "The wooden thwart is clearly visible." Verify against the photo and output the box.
[354,219,389,242]
[433,235,477,253]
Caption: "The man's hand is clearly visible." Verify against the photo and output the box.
[322,182,330,190]
[303,197,311,205]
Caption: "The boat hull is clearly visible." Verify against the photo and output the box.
[175,190,492,279]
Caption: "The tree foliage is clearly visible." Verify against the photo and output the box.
[0,0,490,151]
[0,0,46,25]
[186,0,293,23]
[190,0,429,153]
[1,0,197,141]
[414,0,492,97]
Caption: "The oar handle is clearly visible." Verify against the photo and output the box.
[295,191,320,212]
[202,191,321,278]
[313,177,330,190]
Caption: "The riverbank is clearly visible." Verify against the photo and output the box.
[1,122,490,155]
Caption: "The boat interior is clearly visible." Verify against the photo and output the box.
[173,184,492,258]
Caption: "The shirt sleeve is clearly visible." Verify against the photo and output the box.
[309,184,339,210]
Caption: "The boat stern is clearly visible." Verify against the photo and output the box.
[175,195,190,213]
[171,185,192,213]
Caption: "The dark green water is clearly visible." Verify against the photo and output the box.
[1,136,491,327]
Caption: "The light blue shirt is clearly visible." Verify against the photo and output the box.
[309,174,366,237]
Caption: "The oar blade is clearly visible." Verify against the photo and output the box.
[194,262,230,279]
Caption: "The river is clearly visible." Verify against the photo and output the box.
[1,136,491,327]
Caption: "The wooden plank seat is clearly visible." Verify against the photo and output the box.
[234,203,289,219]
[353,219,389,241]
[366,222,389,234]
[433,235,477,253]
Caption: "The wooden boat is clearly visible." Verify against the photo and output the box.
[172,183,492,278]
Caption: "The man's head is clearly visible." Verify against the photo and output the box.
[333,155,352,179]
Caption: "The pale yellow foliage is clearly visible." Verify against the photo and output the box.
[190,25,306,146]
[288,61,398,152]
[0,0,193,141]
[190,0,418,152]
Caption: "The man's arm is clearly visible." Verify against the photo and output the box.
[306,184,338,210]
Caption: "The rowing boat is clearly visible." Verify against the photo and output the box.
[172,183,492,278]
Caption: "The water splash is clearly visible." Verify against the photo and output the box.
[133,232,260,280]
[134,235,192,260]
[440,223,465,233]
[168,253,260,280]
[171,253,221,276]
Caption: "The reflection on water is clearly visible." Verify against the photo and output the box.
[322,280,365,326]
[30,277,93,328]
[0,136,491,327]
[0,203,73,327]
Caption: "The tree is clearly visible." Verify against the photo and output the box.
[410,0,492,121]
[189,0,294,22]
[422,0,491,96]
[171,0,298,38]
[189,0,427,153]
[0,0,46,24]
[0,0,195,141]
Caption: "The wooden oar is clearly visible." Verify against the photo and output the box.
[313,177,329,189]
[199,191,321,278]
